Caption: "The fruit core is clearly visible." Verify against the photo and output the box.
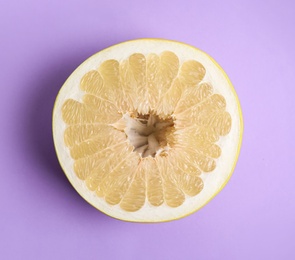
[123,112,175,158]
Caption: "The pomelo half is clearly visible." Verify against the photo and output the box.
[52,39,243,222]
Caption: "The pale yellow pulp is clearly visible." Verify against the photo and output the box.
[61,51,231,212]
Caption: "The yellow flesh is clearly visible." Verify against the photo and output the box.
[61,51,232,212]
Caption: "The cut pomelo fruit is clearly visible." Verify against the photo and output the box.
[52,39,243,222]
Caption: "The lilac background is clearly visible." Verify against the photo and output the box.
[1,0,294,259]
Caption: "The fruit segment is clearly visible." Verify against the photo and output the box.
[146,52,180,111]
[74,142,133,180]
[191,151,216,172]
[84,147,137,195]
[82,95,122,123]
[175,127,221,159]
[157,156,185,207]
[174,93,231,135]
[102,153,139,205]
[174,82,213,114]
[156,78,182,116]
[178,60,206,87]
[206,111,232,136]
[70,128,126,160]
[120,54,147,113]
[129,53,148,114]
[62,99,100,125]
[120,165,146,212]
[146,53,160,110]
[168,148,202,176]
[177,172,203,197]
[144,158,164,206]
[98,60,121,107]
[157,51,179,99]
[80,70,104,97]
[64,124,105,147]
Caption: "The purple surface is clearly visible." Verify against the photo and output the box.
[1,0,294,259]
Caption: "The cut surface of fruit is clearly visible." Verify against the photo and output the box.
[52,39,243,222]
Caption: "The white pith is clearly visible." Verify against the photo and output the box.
[52,39,242,222]
[122,113,173,158]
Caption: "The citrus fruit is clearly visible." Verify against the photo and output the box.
[52,39,243,222]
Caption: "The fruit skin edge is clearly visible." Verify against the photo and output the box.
[52,38,244,223]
